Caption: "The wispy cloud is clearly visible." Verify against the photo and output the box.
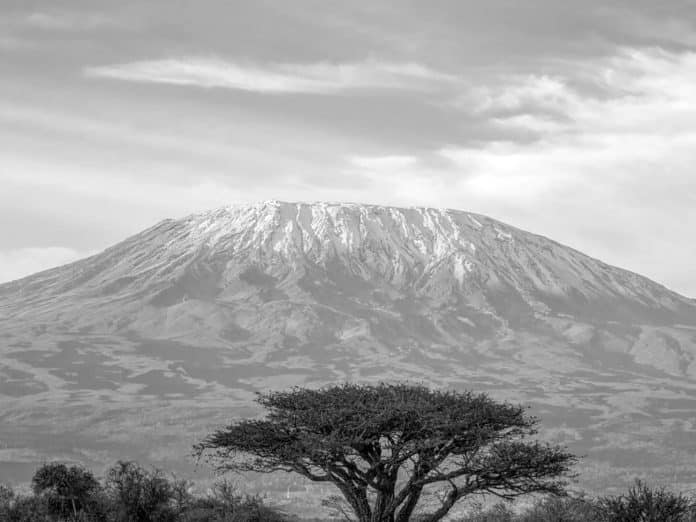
[462,74,573,117]
[22,11,123,31]
[85,58,457,94]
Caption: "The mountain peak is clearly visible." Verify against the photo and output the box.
[2,201,693,330]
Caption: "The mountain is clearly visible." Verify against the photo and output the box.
[2,201,696,510]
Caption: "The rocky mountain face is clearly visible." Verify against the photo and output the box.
[1,201,696,507]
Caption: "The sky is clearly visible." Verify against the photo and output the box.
[1,0,695,297]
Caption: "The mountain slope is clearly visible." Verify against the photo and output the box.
[1,201,696,510]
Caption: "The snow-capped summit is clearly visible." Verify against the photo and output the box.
[2,201,692,327]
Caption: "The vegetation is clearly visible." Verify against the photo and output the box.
[31,463,101,519]
[596,479,695,522]
[3,466,695,521]
[2,384,695,521]
[459,483,696,521]
[195,383,577,522]
[0,461,290,521]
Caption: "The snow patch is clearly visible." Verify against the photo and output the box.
[468,215,483,229]
[495,227,513,241]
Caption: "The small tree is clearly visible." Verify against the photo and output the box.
[31,462,100,519]
[105,461,175,522]
[196,383,577,522]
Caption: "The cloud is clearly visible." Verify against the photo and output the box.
[339,47,696,296]
[22,11,123,31]
[85,58,457,94]
[0,247,87,284]
[348,155,418,169]
[0,36,29,50]
[444,47,696,199]
[462,74,572,117]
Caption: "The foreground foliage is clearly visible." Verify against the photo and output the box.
[0,462,289,521]
[596,480,696,522]
[2,382,694,521]
[461,483,696,522]
[2,463,696,521]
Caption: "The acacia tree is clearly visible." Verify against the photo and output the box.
[195,383,577,522]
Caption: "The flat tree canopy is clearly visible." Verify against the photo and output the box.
[195,383,577,522]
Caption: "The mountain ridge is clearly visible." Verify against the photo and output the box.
[3,199,691,297]
[2,199,692,302]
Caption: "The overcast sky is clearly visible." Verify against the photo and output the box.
[1,0,695,297]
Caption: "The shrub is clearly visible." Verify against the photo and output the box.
[596,480,695,522]
[178,480,290,521]
[1,493,51,522]
[0,485,16,520]
[461,502,515,522]
[517,495,601,522]
[105,461,176,522]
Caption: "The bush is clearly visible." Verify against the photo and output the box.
[178,480,290,522]
[105,461,176,522]
[1,493,51,522]
[104,463,290,522]
[458,484,696,522]
[517,495,601,521]
[597,480,695,522]
[461,502,515,522]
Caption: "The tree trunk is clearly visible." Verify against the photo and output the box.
[336,481,372,522]
[395,486,423,522]
[371,490,395,522]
